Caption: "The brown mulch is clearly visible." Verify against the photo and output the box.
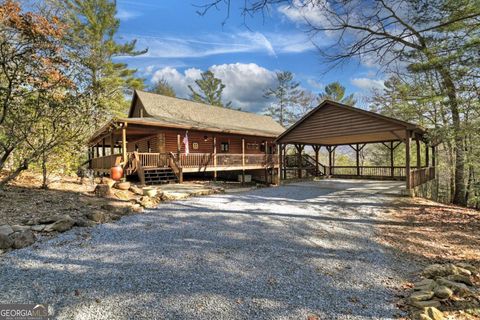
[0,172,134,226]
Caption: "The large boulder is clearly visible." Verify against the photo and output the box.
[434,285,453,299]
[129,185,144,196]
[74,217,96,228]
[436,277,473,297]
[0,224,14,237]
[423,264,459,278]
[101,177,116,188]
[410,291,435,302]
[424,307,444,320]
[11,225,30,232]
[44,215,75,233]
[0,234,13,249]
[94,184,113,197]
[86,211,108,223]
[414,279,436,291]
[10,230,35,249]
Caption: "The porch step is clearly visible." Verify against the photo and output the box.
[143,167,178,185]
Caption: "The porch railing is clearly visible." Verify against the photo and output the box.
[178,153,277,168]
[331,166,406,178]
[133,152,168,168]
[90,154,122,170]
[410,166,435,187]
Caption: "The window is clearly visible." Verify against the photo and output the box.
[221,142,229,152]
[192,142,199,150]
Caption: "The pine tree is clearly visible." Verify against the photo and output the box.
[61,0,146,122]
[188,71,232,107]
[318,82,356,105]
[263,71,302,127]
[150,78,176,97]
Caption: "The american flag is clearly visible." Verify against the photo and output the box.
[183,131,189,154]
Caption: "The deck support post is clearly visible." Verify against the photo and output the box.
[264,140,269,184]
[241,138,245,184]
[102,138,106,157]
[109,132,114,156]
[176,134,181,159]
[405,130,412,192]
[121,123,127,167]
[213,136,217,181]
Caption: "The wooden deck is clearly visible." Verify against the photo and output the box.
[90,152,279,181]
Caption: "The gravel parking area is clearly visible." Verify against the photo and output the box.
[0,180,415,319]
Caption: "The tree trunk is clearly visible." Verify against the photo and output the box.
[41,151,48,189]
[0,147,13,171]
[0,160,29,188]
[437,68,466,205]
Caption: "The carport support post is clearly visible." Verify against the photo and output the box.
[405,130,412,191]
[313,145,320,176]
[425,142,429,167]
[327,146,333,176]
[390,141,394,177]
[282,144,287,179]
[356,144,360,176]
[416,137,421,169]
[295,144,304,178]
[432,146,436,167]
[277,143,282,184]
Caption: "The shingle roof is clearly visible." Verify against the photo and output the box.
[130,90,285,137]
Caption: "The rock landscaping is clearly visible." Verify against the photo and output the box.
[0,173,226,254]
[406,263,480,319]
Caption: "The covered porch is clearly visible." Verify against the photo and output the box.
[87,119,279,185]
[276,100,438,194]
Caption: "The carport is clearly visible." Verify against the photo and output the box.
[275,100,437,193]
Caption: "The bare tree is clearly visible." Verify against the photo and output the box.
[199,0,480,206]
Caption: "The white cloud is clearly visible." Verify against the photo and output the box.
[150,63,277,112]
[210,63,277,111]
[151,67,202,98]
[307,79,324,90]
[278,0,330,30]
[116,8,141,21]
[118,31,315,59]
[351,78,385,91]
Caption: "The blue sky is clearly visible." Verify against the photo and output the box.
[115,0,385,112]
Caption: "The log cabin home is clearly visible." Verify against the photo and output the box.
[88,90,284,185]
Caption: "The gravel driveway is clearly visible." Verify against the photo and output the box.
[0,180,415,319]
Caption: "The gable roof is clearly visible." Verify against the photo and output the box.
[128,90,285,137]
[276,99,426,145]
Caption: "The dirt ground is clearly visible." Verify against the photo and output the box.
[377,197,480,319]
[0,172,254,226]
[0,172,134,226]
